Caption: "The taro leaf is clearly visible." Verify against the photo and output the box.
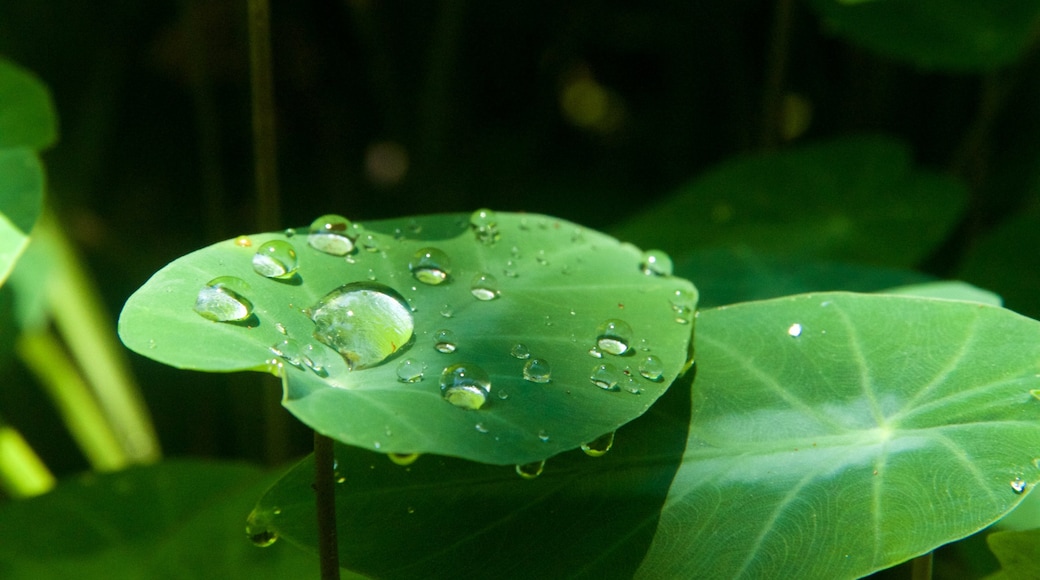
[0,460,330,579]
[118,212,696,466]
[986,529,1040,579]
[959,208,1040,320]
[613,135,966,268]
[0,57,58,151]
[880,280,1002,306]
[805,0,1040,71]
[250,370,694,580]
[637,292,1040,579]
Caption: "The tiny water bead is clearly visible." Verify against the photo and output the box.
[470,272,500,301]
[516,460,546,479]
[409,247,452,285]
[193,276,254,322]
[510,343,531,359]
[640,250,674,276]
[389,452,421,466]
[252,240,299,279]
[590,363,623,391]
[440,363,492,410]
[523,358,552,383]
[434,329,458,353]
[270,338,304,367]
[537,430,550,442]
[588,346,604,359]
[396,358,426,383]
[596,319,634,355]
[247,528,278,548]
[310,282,414,369]
[470,208,500,245]
[302,343,328,375]
[582,431,616,457]
[638,355,665,382]
[307,214,356,256]
[1012,477,1028,494]
[788,323,803,337]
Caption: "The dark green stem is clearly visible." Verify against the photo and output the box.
[910,551,933,580]
[247,0,281,231]
[314,432,340,579]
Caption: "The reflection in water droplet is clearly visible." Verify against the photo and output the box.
[638,355,665,382]
[581,431,615,457]
[590,363,622,391]
[470,208,500,245]
[588,347,604,359]
[310,282,414,369]
[471,273,500,301]
[516,460,546,479]
[270,338,304,367]
[434,329,458,353]
[307,214,356,256]
[248,528,278,548]
[640,250,674,276]
[440,363,491,409]
[788,323,803,337]
[409,247,452,285]
[252,240,299,279]
[396,358,426,383]
[596,319,634,355]
[1012,477,1028,494]
[389,453,420,466]
[523,358,552,383]
[511,343,531,359]
[194,276,254,322]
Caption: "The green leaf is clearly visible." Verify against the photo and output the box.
[959,208,1040,320]
[637,292,1040,579]
[0,460,327,579]
[805,0,1040,71]
[0,148,45,287]
[987,529,1040,579]
[880,280,1002,306]
[0,57,57,151]
[119,212,697,465]
[613,135,967,268]
[251,370,695,580]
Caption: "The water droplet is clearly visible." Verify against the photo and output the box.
[248,528,278,547]
[440,363,491,410]
[640,250,674,276]
[252,240,299,279]
[409,247,452,285]
[470,208,500,245]
[475,422,490,434]
[596,319,634,355]
[389,453,420,466]
[510,246,522,258]
[302,343,328,376]
[439,304,454,318]
[510,343,531,359]
[582,431,616,457]
[310,282,414,369]
[516,460,545,479]
[535,250,549,265]
[360,233,381,252]
[788,323,803,337]
[193,276,254,322]
[246,512,278,547]
[434,329,458,353]
[588,347,604,359]
[270,338,304,367]
[523,358,552,383]
[537,430,550,442]
[1012,477,1028,494]
[283,228,296,238]
[1033,458,1040,470]
[274,322,288,335]
[590,363,622,391]
[638,355,665,382]
[235,235,252,247]
[503,259,519,278]
[308,214,356,256]
[471,273,500,301]
[396,358,426,383]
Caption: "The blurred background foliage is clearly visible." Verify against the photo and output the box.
[1,0,1040,494]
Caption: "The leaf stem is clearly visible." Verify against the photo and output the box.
[0,420,55,498]
[910,551,933,580]
[247,0,281,231]
[314,431,340,579]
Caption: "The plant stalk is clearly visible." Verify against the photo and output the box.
[314,431,340,579]
[0,420,55,498]
[910,551,933,580]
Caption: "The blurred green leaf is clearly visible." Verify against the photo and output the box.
[805,0,1040,71]
[0,149,44,287]
[119,212,697,466]
[0,57,57,150]
[637,293,1040,578]
[959,208,1040,320]
[0,460,325,579]
[986,528,1040,580]
[614,135,966,268]
[880,280,1002,306]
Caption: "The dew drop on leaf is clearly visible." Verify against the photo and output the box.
[788,323,803,337]
[302,343,328,376]
[537,429,550,442]
[396,358,425,383]
[590,363,623,391]
[307,214,356,256]
[516,459,546,479]
[1012,477,1028,494]
[470,208,500,245]
[245,511,278,547]
[434,329,458,353]
[588,346,604,359]
[309,282,414,369]
[470,272,500,301]
[409,247,452,285]
[252,240,299,279]
[581,431,616,457]
[440,363,491,410]
[640,249,673,276]
[596,319,634,355]
[193,276,254,322]
[388,452,420,466]
[510,343,531,359]
[523,358,552,383]
[638,355,665,382]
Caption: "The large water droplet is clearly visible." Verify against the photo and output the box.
[590,363,623,391]
[310,282,414,369]
[638,355,665,382]
[1012,477,1028,494]
[440,363,491,410]
[252,240,299,279]
[596,319,634,355]
[194,276,254,322]
[396,358,426,383]
[640,250,674,276]
[434,329,458,353]
[308,214,356,256]
[581,431,615,457]
[510,343,531,359]
[409,247,452,285]
[516,460,546,479]
[471,273,500,301]
[246,512,278,547]
[523,358,552,383]
[470,208,500,245]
